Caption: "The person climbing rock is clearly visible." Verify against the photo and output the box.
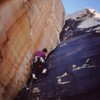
[32,48,48,79]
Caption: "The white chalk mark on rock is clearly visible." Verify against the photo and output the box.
[58,79,70,85]
[57,72,70,85]
[57,72,68,79]
[72,66,82,71]
[88,65,96,68]
[32,87,40,94]
[72,58,97,71]
[72,64,77,69]
[86,58,90,63]
[60,43,67,47]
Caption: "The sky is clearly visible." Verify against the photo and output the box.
[62,0,100,15]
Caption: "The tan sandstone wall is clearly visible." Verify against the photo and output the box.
[0,0,65,100]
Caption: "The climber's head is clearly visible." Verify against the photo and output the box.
[42,48,48,53]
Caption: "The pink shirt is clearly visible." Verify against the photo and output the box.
[34,51,46,59]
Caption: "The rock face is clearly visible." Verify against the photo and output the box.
[60,8,100,41]
[16,8,100,100]
[0,0,65,100]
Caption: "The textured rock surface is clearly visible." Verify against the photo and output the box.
[15,8,100,100]
[60,8,100,41]
[0,0,65,100]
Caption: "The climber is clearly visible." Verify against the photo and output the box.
[31,48,48,79]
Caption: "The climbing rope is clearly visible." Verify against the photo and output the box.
[28,76,33,100]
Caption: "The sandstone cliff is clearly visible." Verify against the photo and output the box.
[0,0,65,100]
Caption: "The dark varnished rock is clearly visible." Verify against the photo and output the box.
[15,31,100,100]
